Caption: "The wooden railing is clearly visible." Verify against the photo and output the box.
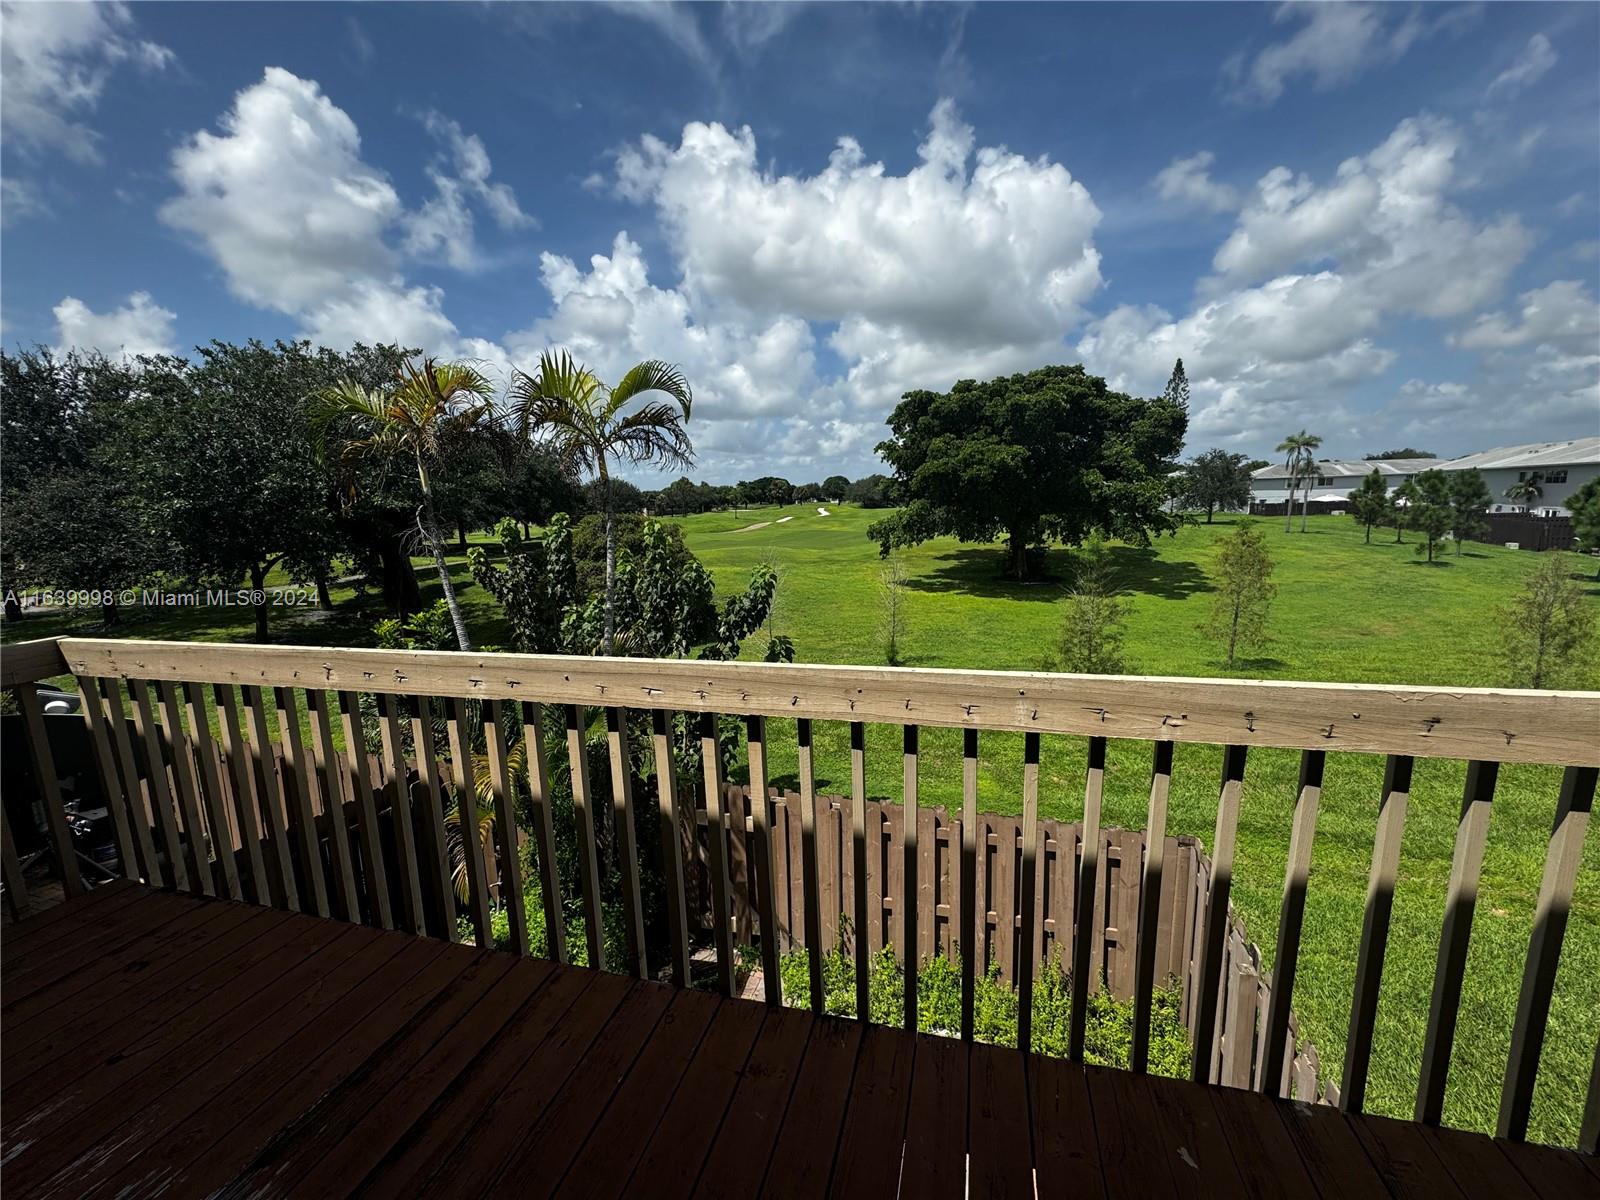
[4,636,1597,1147]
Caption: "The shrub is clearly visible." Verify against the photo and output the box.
[775,938,1189,1075]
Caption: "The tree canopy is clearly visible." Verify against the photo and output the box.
[868,364,1186,579]
[1179,448,1252,522]
[1365,448,1435,460]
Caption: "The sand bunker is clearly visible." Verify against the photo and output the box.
[735,521,771,532]
[816,507,831,516]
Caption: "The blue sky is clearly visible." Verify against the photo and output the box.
[3,1,1596,482]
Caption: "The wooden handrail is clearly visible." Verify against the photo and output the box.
[56,638,1600,766]
[12,636,1600,1150]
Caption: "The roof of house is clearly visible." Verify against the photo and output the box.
[1251,458,1434,481]
[1434,437,1600,472]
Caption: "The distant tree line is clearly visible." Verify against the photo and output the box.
[646,472,895,515]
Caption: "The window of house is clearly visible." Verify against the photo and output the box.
[1545,469,1568,484]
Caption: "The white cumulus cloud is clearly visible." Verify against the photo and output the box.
[1153,151,1238,213]
[53,291,176,359]
[1487,33,1557,97]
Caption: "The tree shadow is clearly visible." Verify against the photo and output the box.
[767,771,838,794]
[1225,656,1287,674]
[1405,559,1455,568]
[904,544,1212,602]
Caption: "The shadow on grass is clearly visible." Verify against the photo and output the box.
[1405,559,1455,568]
[1223,656,1288,674]
[905,545,1212,602]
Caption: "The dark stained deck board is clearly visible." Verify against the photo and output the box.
[898,1031,970,1198]
[967,1041,1034,1199]
[556,987,724,1200]
[5,884,1596,1200]
[827,1023,917,1198]
[621,993,770,1200]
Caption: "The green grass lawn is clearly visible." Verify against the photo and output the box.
[6,506,1598,1144]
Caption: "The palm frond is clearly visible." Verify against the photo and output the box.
[608,403,696,469]
[509,351,604,439]
[606,359,692,422]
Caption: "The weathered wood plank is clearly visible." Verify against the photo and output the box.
[213,684,270,906]
[101,681,162,886]
[245,686,299,909]
[336,691,392,929]
[1341,754,1413,1113]
[798,717,824,1012]
[850,721,870,1022]
[182,682,242,901]
[375,692,425,934]
[61,638,1600,766]
[76,676,140,880]
[1499,764,1598,1140]
[447,696,493,947]
[306,688,361,919]
[903,724,919,1031]
[961,726,980,1042]
[604,706,646,977]
[566,704,605,968]
[155,679,212,894]
[485,700,530,956]
[745,715,780,1002]
[1417,759,1498,1123]
[1072,736,1107,1061]
[1191,744,1247,1082]
[1018,731,1042,1054]
[409,695,455,939]
[1132,740,1174,1073]
[129,679,188,891]
[524,702,568,964]
[2,637,68,687]
[1261,749,1324,1092]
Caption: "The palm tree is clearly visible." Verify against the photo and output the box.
[314,357,495,651]
[1275,431,1319,532]
[1296,433,1323,532]
[1504,472,1544,510]
[510,351,692,654]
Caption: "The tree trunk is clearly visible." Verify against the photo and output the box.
[250,562,270,643]
[1300,490,1310,532]
[418,457,473,652]
[458,524,469,551]
[1206,502,1215,524]
[101,599,119,627]
[1005,525,1033,581]
[601,463,616,655]
[315,570,333,610]
[1364,523,1372,544]
[1284,482,1295,532]
[375,535,423,614]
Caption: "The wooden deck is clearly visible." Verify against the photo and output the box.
[3,884,1596,1199]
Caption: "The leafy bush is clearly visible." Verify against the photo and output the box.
[776,939,1189,1076]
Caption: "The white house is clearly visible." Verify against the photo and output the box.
[1248,438,1599,515]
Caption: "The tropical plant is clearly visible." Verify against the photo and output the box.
[509,351,693,654]
[314,357,496,650]
[1504,472,1545,509]
[1348,469,1389,544]
[1274,431,1311,533]
[1570,477,1600,578]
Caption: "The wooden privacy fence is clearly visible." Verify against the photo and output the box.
[704,788,1335,1101]
[4,637,1597,1147]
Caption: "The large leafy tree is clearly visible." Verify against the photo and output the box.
[1347,469,1389,543]
[1179,448,1252,523]
[131,340,355,641]
[868,364,1186,580]
[1446,469,1492,554]
[1570,477,1600,578]
[509,351,693,655]
[315,357,496,650]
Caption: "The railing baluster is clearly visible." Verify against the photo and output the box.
[798,716,824,1012]
[156,679,214,894]
[244,685,300,911]
[483,700,530,956]
[1498,764,1598,1140]
[1191,743,1247,1082]
[131,680,188,891]
[2,806,29,918]
[1132,740,1175,1073]
[701,710,736,996]
[523,702,567,964]
[307,690,361,920]
[1417,759,1499,1123]
[903,724,919,1032]
[75,676,139,881]
[447,697,493,948]
[1580,1034,1600,1154]
[960,726,980,1043]
[273,686,329,918]
[565,704,606,968]
[1018,731,1042,1054]
[1340,753,1413,1112]
[409,696,456,939]
[1070,736,1107,1061]
[375,693,425,934]
[214,685,270,906]
[1260,749,1325,1092]
[183,682,243,901]
[337,692,392,929]
[101,681,162,886]
[13,682,84,897]
[850,721,870,1021]
[743,715,780,1002]
[605,707,648,978]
